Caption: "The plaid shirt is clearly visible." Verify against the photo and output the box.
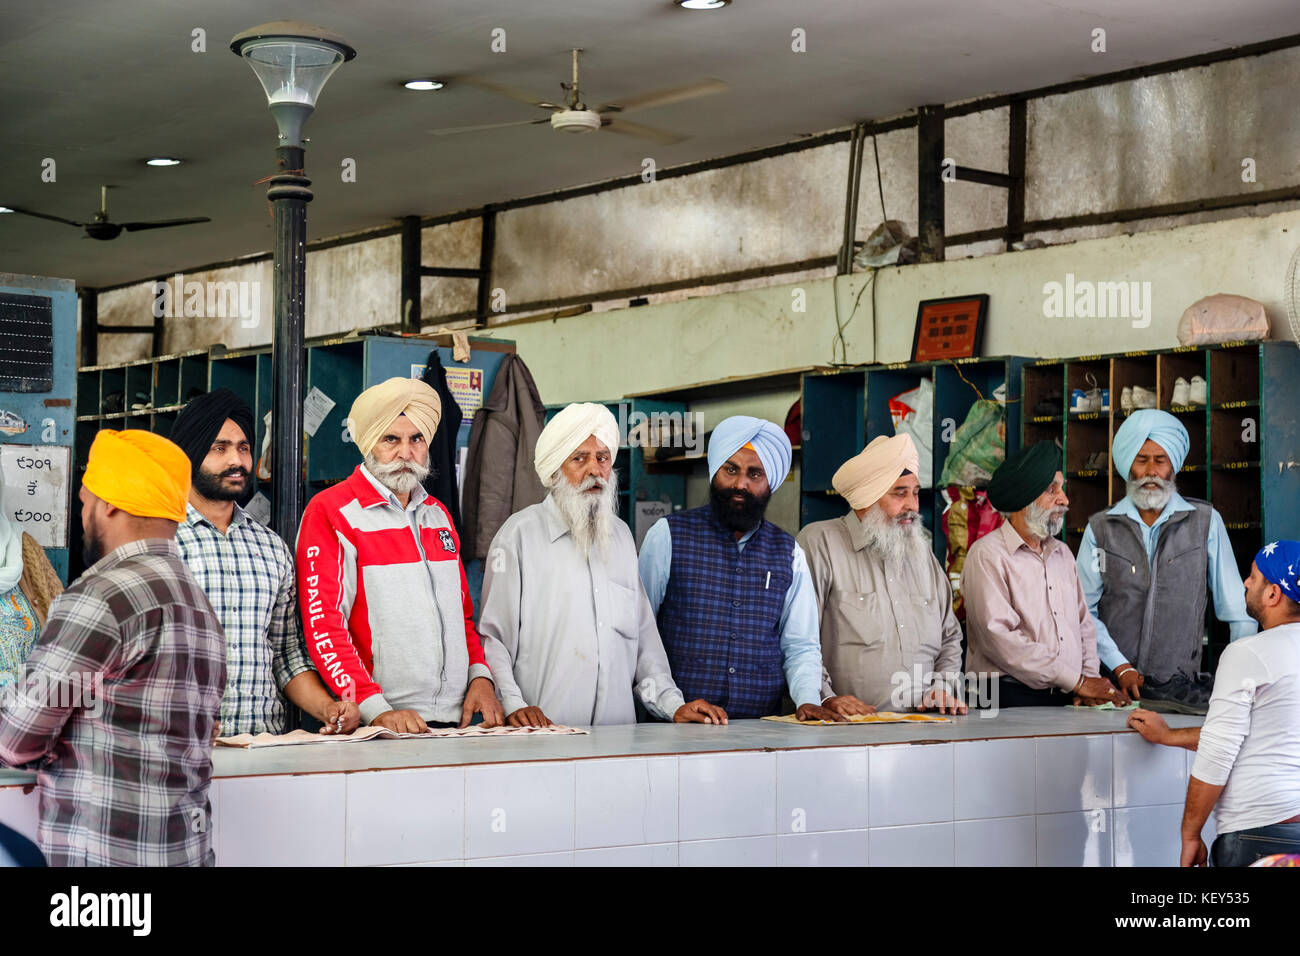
[176,503,314,736]
[0,538,226,866]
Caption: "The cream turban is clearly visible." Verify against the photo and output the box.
[346,377,442,458]
[534,403,620,483]
[832,434,920,511]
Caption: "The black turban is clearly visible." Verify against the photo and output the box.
[170,388,256,472]
[986,440,1062,513]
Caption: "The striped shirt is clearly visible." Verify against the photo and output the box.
[0,538,226,866]
[176,503,313,736]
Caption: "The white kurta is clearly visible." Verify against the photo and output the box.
[478,495,687,726]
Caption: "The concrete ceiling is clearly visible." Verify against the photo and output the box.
[3,0,1299,289]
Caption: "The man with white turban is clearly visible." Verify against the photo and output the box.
[639,416,868,721]
[295,377,504,734]
[478,403,727,727]
[1076,408,1256,714]
[797,434,967,713]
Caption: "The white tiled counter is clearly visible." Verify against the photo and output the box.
[0,708,1212,866]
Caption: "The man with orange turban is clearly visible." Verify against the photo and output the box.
[0,429,227,865]
[797,434,967,713]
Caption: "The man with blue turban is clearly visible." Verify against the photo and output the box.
[1076,409,1256,715]
[1128,540,1300,866]
[638,416,869,721]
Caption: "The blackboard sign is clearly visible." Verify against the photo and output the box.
[0,291,54,392]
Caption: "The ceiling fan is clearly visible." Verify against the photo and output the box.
[430,49,727,145]
[2,186,210,241]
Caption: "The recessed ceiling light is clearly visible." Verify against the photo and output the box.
[676,0,731,9]
[144,157,183,166]
[404,79,444,91]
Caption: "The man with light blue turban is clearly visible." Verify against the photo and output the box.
[638,416,869,721]
[1076,408,1255,714]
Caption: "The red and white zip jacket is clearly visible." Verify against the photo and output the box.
[295,464,490,724]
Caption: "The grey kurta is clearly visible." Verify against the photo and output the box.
[478,494,687,726]
[797,511,963,710]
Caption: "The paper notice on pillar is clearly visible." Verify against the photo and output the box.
[244,491,272,526]
[445,367,484,417]
[301,386,336,437]
[1,444,70,548]
[634,499,672,551]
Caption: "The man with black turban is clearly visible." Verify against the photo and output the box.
[961,441,1127,708]
[169,388,360,738]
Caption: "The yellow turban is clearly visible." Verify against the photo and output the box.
[534,403,620,483]
[82,429,191,522]
[346,377,443,458]
[832,434,920,511]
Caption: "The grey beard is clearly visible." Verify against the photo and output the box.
[860,506,926,566]
[1023,500,1066,539]
[1127,474,1175,512]
[365,452,430,498]
[550,471,619,558]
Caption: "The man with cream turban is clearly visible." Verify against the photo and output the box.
[295,377,503,734]
[797,434,966,713]
[478,403,726,726]
[0,429,227,865]
[639,416,867,721]
[1076,408,1255,714]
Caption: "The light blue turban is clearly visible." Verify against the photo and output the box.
[707,416,792,489]
[1113,409,1189,477]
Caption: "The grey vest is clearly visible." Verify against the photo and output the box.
[1087,499,1213,683]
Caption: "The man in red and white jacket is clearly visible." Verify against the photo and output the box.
[296,377,504,733]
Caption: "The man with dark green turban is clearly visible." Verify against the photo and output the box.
[961,441,1128,708]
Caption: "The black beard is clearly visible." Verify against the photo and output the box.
[82,530,103,567]
[709,482,770,534]
[194,466,251,503]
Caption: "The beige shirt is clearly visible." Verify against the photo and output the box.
[961,521,1099,691]
[798,512,963,710]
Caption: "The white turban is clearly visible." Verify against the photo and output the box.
[832,434,920,511]
[534,403,620,483]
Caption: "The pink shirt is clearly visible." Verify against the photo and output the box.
[961,521,1099,691]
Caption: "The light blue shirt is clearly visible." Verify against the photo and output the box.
[637,517,826,708]
[1075,492,1257,672]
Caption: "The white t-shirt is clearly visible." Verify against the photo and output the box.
[1191,621,1300,834]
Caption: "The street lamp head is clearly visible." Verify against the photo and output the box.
[230,21,356,148]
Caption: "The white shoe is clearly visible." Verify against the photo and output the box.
[1172,377,1190,406]
[1120,386,1133,414]
[1084,387,1103,411]
[1189,375,1207,405]
[1132,385,1157,409]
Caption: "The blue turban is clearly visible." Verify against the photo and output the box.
[1112,409,1189,478]
[1256,540,1300,600]
[708,416,792,490]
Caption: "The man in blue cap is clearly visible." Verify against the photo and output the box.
[1128,540,1300,866]
[638,416,869,721]
[1076,409,1255,715]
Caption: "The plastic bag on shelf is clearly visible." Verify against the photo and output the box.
[889,378,933,488]
[1177,294,1269,346]
[938,399,1006,488]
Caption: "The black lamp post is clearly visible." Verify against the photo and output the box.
[230,21,355,542]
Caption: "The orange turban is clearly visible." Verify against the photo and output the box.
[82,429,191,522]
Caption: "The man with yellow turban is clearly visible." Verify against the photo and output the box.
[295,378,503,734]
[478,403,726,726]
[0,429,227,865]
[639,415,869,721]
[797,434,967,713]
[1076,408,1255,714]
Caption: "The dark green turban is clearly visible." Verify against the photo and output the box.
[986,440,1062,513]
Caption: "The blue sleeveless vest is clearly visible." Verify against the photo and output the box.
[657,506,794,718]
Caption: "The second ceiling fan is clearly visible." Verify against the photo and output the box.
[430,49,727,145]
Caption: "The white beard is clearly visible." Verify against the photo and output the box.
[1127,474,1175,512]
[550,471,619,559]
[365,452,429,498]
[1023,499,1066,539]
[860,505,928,566]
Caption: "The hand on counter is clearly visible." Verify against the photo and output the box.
[796,702,846,722]
[507,706,552,728]
[919,688,968,715]
[825,694,875,717]
[319,700,361,735]
[1074,676,1129,706]
[372,709,429,734]
[1114,664,1145,701]
[461,676,504,729]
[674,699,728,725]
[1126,708,1170,744]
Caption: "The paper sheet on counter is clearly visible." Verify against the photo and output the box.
[761,712,952,726]
[217,724,587,748]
